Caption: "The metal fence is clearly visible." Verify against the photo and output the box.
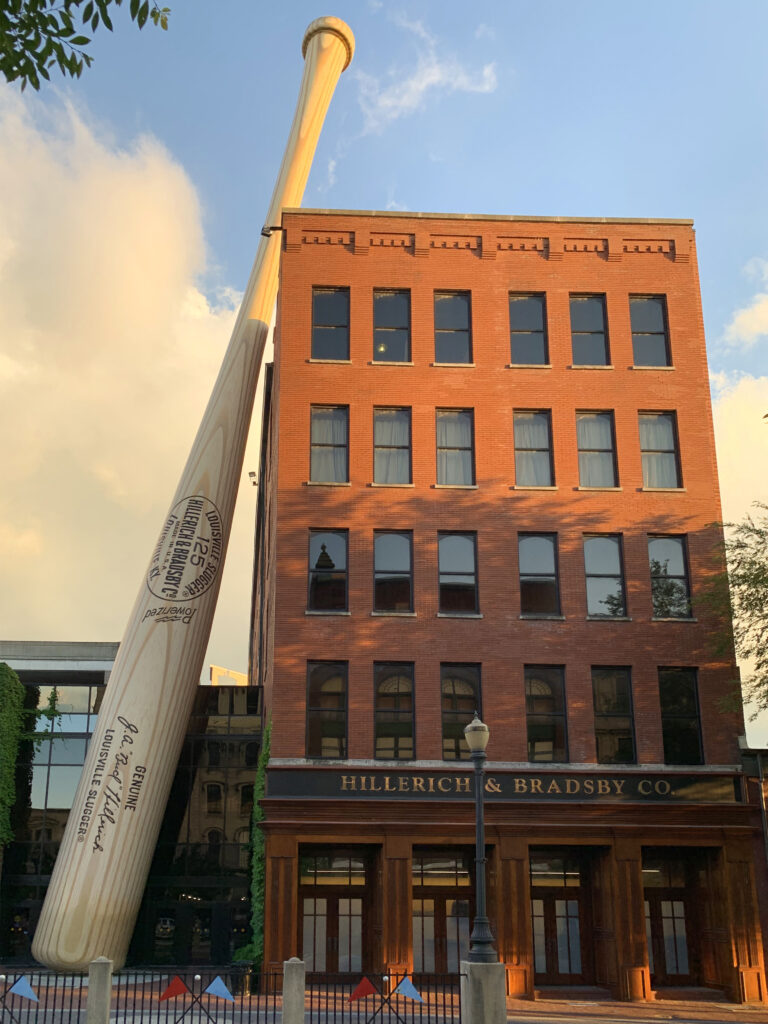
[0,969,88,1023]
[305,973,462,1024]
[0,968,283,1024]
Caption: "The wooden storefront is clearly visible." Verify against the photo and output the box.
[261,766,767,1003]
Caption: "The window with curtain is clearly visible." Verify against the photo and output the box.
[570,294,609,365]
[310,406,349,483]
[434,292,472,363]
[441,664,480,760]
[584,535,626,617]
[639,412,681,488]
[525,666,567,762]
[658,668,702,765]
[308,530,348,611]
[519,534,560,616]
[436,409,474,485]
[373,408,411,484]
[514,410,554,485]
[509,293,548,365]
[306,662,347,758]
[438,533,478,613]
[576,411,617,487]
[374,663,414,759]
[374,531,413,612]
[312,287,349,360]
[648,536,691,618]
[592,667,636,764]
[374,290,410,362]
[630,296,670,367]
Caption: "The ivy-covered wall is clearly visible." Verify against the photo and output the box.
[235,720,270,967]
[0,663,25,856]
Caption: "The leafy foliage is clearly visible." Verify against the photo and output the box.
[233,720,270,968]
[0,0,170,91]
[649,559,691,619]
[706,503,768,717]
[0,663,26,848]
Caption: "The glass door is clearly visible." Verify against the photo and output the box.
[530,850,590,985]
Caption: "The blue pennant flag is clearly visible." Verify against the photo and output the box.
[8,977,39,1002]
[392,976,423,1003]
[204,976,235,1002]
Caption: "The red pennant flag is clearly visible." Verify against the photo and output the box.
[348,977,378,1002]
[159,976,190,1001]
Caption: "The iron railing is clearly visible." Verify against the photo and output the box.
[305,973,462,1024]
[0,969,88,1023]
[112,968,283,1023]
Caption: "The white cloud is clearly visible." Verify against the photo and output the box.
[386,198,408,211]
[0,89,259,675]
[723,258,768,349]
[712,372,768,522]
[356,18,497,134]
[475,23,496,40]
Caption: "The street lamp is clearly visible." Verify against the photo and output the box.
[464,713,497,963]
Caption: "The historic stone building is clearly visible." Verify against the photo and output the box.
[251,209,767,1001]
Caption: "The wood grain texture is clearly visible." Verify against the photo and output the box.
[31,16,354,972]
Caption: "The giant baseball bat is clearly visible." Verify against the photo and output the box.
[32,16,354,971]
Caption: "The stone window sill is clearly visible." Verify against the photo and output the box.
[512,485,558,490]
[568,364,614,370]
[307,358,351,364]
[576,486,622,491]
[642,487,686,492]
[433,484,478,489]
[306,480,351,487]
[371,611,416,617]
[631,365,675,371]
[430,362,476,368]
[437,612,483,619]
[586,616,632,622]
[306,610,351,616]
[652,616,698,623]
[506,363,552,369]
[369,360,414,366]
[519,614,565,621]
[370,482,414,488]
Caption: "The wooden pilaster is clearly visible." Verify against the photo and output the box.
[722,838,767,1003]
[381,836,412,974]
[496,837,532,997]
[612,839,652,1000]
[263,834,298,971]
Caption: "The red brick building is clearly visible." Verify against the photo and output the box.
[251,209,767,1001]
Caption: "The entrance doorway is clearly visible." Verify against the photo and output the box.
[299,848,371,974]
[412,848,473,974]
[530,849,592,985]
[642,852,696,985]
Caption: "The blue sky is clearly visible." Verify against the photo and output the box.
[1,0,767,736]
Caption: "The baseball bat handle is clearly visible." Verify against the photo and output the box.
[32,16,354,971]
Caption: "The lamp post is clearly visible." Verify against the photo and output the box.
[464,713,497,963]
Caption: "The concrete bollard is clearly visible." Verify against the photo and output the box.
[282,957,306,1024]
[460,961,507,1024]
[86,956,113,1024]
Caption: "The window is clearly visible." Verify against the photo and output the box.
[374,531,413,612]
[658,668,702,765]
[310,406,348,483]
[639,412,681,488]
[509,293,548,364]
[374,289,410,362]
[308,530,347,611]
[576,412,617,487]
[525,666,567,762]
[570,294,609,365]
[584,535,626,617]
[441,664,480,760]
[648,536,691,618]
[373,408,411,484]
[307,662,347,758]
[514,411,553,486]
[206,783,223,814]
[436,409,474,485]
[312,287,349,360]
[434,292,472,363]
[630,296,670,367]
[592,667,636,764]
[374,663,414,759]
[438,533,478,613]
[519,534,560,616]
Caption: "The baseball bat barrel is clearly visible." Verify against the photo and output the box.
[32,16,354,971]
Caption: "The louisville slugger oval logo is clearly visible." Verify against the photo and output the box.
[147,496,224,601]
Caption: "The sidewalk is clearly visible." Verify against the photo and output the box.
[506,993,768,1024]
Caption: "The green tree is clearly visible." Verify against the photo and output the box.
[0,663,26,881]
[708,503,768,717]
[1,0,170,91]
